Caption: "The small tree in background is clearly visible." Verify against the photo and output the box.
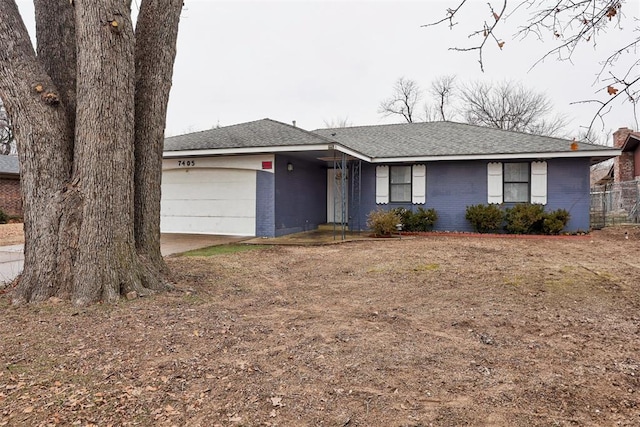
[380,76,568,137]
[378,77,422,123]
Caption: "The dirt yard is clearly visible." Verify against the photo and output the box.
[0,223,24,246]
[1,225,640,426]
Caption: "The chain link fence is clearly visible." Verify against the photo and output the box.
[590,180,640,229]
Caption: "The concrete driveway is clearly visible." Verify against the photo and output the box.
[0,234,248,283]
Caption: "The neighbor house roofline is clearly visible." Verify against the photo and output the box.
[621,132,640,152]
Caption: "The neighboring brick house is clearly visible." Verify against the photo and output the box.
[613,127,640,182]
[0,155,21,217]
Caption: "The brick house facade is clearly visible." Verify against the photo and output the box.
[0,155,21,217]
[613,127,640,182]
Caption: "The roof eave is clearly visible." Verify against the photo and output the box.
[163,143,371,162]
[163,144,332,158]
[370,149,622,163]
[621,134,640,152]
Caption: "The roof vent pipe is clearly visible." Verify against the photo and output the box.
[292,120,296,127]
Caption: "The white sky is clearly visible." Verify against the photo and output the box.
[15,0,640,142]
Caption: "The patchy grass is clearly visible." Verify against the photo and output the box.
[180,243,269,257]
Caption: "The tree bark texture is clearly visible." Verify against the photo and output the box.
[0,0,181,304]
[34,0,77,135]
[134,0,183,278]
[72,0,140,304]
[0,0,74,303]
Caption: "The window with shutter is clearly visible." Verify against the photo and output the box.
[504,162,530,203]
[389,166,412,202]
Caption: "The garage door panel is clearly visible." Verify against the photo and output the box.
[160,215,255,236]
[161,199,256,217]
[161,168,257,236]
[163,168,252,184]
[162,181,255,200]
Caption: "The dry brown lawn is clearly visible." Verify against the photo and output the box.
[1,225,640,426]
[0,223,24,246]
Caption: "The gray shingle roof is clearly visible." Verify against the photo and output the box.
[0,155,19,174]
[164,118,335,152]
[313,121,613,159]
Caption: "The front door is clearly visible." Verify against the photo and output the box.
[327,168,348,224]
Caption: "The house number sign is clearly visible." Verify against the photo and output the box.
[178,160,195,167]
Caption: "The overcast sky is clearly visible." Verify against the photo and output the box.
[15,1,640,142]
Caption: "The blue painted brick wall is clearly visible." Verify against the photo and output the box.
[353,158,592,233]
[256,170,275,237]
[274,154,327,236]
[545,157,591,232]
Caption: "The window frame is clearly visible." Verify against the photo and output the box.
[389,165,412,203]
[503,162,530,203]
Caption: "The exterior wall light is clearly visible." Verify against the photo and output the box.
[287,162,294,172]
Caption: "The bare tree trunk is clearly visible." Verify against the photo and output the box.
[1,0,181,305]
[34,0,77,134]
[0,0,74,303]
[133,0,182,283]
[72,0,143,304]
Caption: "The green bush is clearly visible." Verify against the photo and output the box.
[410,207,438,231]
[391,207,438,232]
[504,203,545,234]
[465,204,503,233]
[0,209,7,225]
[542,209,570,235]
[367,209,402,236]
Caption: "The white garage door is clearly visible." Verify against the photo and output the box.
[161,168,256,236]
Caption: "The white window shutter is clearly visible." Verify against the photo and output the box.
[375,165,389,204]
[412,164,426,204]
[487,162,503,204]
[530,161,547,204]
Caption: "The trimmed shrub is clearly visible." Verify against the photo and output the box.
[542,209,570,235]
[390,207,411,229]
[391,207,438,232]
[465,204,503,233]
[408,207,438,231]
[0,209,7,225]
[367,209,402,236]
[504,203,545,234]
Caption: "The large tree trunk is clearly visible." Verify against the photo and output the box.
[133,0,182,281]
[0,0,181,305]
[71,0,143,304]
[0,0,74,303]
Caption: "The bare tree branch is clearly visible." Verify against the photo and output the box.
[427,75,457,121]
[424,0,639,137]
[378,77,422,123]
[381,77,567,136]
[323,116,354,128]
[460,80,568,136]
[421,0,469,29]
[424,1,508,72]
